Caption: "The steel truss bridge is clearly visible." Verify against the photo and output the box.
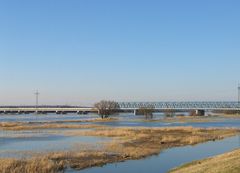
[0,102,239,115]
[118,102,240,110]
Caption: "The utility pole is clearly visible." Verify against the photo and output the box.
[34,90,39,112]
[238,84,240,145]
[238,84,240,115]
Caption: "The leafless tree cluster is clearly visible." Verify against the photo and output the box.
[164,109,175,117]
[138,105,155,119]
[94,100,120,119]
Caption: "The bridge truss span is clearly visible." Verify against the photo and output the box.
[118,102,240,110]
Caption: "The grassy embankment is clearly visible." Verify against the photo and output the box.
[169,148,240,173]
[0,125,239,173]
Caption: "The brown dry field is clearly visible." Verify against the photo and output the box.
[169,148,240,173]
[0,125,239,173]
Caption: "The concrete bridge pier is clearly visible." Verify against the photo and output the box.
[195,109,205,116]
[3,110,8,114]
[77,111,88,114]
[133,109,141,115]
[133,109,136,115]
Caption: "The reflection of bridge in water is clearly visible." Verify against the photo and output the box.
[0,102,239,116]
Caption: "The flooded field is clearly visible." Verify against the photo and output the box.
[1,113,240,128]
[70,135,240,173]
[0,113,240,173]
[0,129,109,158]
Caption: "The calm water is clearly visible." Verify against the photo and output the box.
[68,135,240,173]
[1,113,240,172]
[0,113,99,122]
[96,118,240,128]
[0,129,110,158]
[1,113,240,128]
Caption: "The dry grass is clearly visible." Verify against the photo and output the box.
[211,113,240,119]
[0,151,121,173]
[78,126,239,158]
[163,116,217,123]
[169,149,240,173]
[127,116,224,123]
[0,157,64,173]
[0,126,239,173]
[0,122,105,131]
[139,116,222,123]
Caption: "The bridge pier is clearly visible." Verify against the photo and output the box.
[4,110,9,114]
[18,111,23,114]
[133,109,141,115]
[195,109,205,116]
[133,109,137,115]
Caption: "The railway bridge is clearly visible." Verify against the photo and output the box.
[118,102,240,115]
[0,102,239,116]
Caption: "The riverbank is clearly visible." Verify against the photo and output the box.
[0,127,239,173]
[0,118,117,130]
[170,148,240,173]
[211,113,240,118]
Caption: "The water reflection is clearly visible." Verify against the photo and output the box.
[70,135,240,173]
[0,130,110,158]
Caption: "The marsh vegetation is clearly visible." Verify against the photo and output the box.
[1,113,240,173]
[0,124,239,173]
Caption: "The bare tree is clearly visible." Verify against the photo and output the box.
[164,109,175,117]
[138,105,155,119]
[94,100,120,119]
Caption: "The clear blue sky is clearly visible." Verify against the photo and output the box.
[0,0,240,105]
